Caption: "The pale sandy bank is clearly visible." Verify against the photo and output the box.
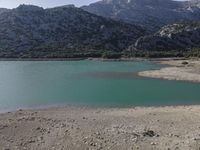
[138,59,200,83]
[1,106,200,150]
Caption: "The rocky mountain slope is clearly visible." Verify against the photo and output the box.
[0,8,9,14]
[0,5,144,58]
[130,21,200,51]
[82,0,200,32]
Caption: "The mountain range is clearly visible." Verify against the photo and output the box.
[0,0,200,58]
[82,0,200,32]
[0,5,144,58]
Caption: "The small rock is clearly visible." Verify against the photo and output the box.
[143,130,156,137]
[182,61,189,65]
[174,134,180,138]
[0,125,9,130]
[95,132,100,135]
[60,123,66,128]
[98,146,103,150]
[36,127,41,130]
[151,142,157,145]
[27,140,35,143]
[90,142,96,146]
[136,145,139,149]
[28,117,35,121]
[83,117,88,120]
[37,136,43,141]
[193,137,200,141]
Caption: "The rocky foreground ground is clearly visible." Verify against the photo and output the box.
[138,59,200,83]
[1,106,200,150]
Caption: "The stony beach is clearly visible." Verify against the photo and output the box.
[1,106,200,150]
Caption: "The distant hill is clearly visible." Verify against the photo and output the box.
[0,5,144,58]
[82,0,200,32]
[130,21,200,51]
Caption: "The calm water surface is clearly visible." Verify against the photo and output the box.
[0,60,200,111]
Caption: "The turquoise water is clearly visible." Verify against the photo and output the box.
[0,60,200,111]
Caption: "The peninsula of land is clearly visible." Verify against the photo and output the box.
[139,59,200,83]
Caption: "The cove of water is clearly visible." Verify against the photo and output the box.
[0,60,200,111]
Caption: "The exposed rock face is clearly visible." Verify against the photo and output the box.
[131,22,200,51]
[190,0,200,8]
[82,0,200,32]
[0,5,145,58]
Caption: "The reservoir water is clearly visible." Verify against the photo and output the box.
[0,60,200,111]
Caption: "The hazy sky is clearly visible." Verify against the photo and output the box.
[0,0,187,9]
[0,0,100,8]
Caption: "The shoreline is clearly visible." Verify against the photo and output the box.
[0,103,198,114]
[138,59,200,83]
[1,102,200,114]
[1,105,200,150]
[0,57,186,61]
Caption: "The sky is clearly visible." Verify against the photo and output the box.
[0,0,100,8]
[0,0,187,9]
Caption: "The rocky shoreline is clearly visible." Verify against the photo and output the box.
[1,106,200,150]
[138,59,200,83]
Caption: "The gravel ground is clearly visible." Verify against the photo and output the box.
[1,106,200,150]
